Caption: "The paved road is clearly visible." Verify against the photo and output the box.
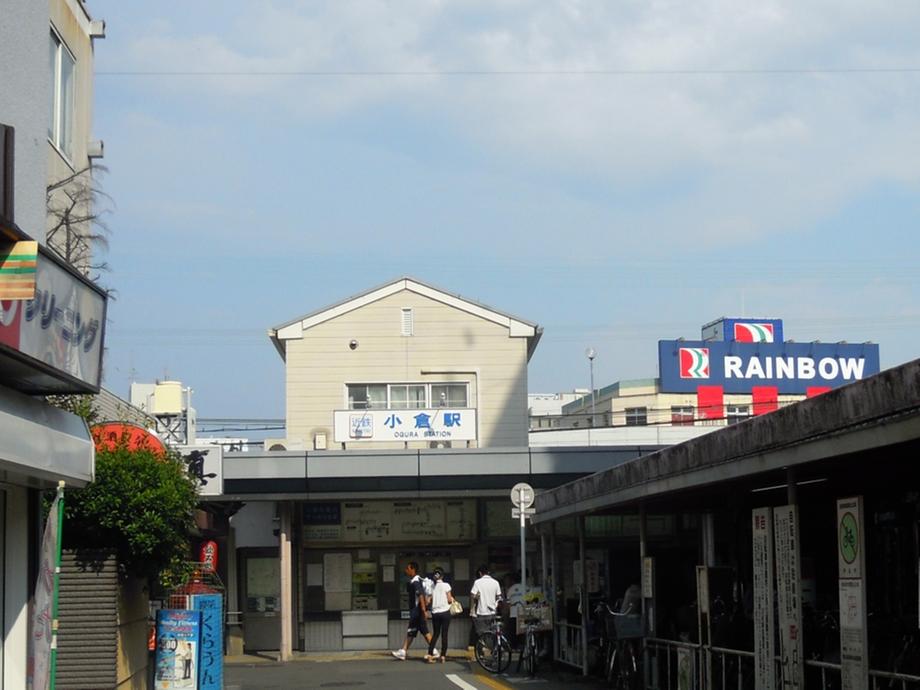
[226,654,504,690]
[224,651,599,690]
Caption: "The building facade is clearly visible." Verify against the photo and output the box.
[0,2,106,687]
[269,277,542,450]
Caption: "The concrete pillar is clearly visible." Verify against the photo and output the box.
[225,520,244,655]
[786,467,798,505]
[550,522,559,662]
[578,516,588,676]
[279,502,293,661]
[702,512,716,567]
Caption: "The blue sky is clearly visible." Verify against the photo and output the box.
[89,0,920,419]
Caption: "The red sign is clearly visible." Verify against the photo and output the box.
[199,540,218,573]
[91,422,166,457]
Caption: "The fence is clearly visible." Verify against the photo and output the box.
[641,637,920,690]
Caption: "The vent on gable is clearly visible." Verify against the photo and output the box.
[401,308,414,336]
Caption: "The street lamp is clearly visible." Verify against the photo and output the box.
[585,348,596,427]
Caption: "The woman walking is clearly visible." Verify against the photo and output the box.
[426,568,455,663]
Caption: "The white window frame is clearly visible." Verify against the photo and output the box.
[625,407,648,427]
[49,27,76,164]
[726,404,750,425]
[345,382,469,410]
[400,308,414,336]
[670,405,695,426]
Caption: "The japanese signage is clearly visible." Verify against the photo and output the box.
[178,445,223,497]
[658,340,879,394]
[333,408,477,442]
[155,609,201,690]
[837,497,868,690]
[189,595,222,690]
[752,508,776,690]
[0,248,106,392]
[774,505,804,690]
[302,499,477,543]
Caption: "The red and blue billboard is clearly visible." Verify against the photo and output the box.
[701,317,784,343]
[658,340,880,394]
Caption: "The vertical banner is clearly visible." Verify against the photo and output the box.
[774,505,804,690]
[752,508,776,690]
[190,594,223,690]
[28,483,64,690]
[837,497,868,690]
[155,610,201,690]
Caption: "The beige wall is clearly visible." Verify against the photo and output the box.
[116,577,150,690]
[47,0,99,272]
[284,290,530,448]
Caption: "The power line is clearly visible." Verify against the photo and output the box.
[96,67,920,77]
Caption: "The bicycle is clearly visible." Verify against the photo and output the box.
[516,611,544,677]
[596,601,643,690]
[474,617,513,674]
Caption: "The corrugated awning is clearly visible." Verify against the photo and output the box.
[0,384,94,488]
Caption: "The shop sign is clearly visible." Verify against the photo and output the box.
[0,248,106,392]
[774,505,804,690]
[199,541,218,574]
[155,609,201,690]
[333,408,477,442]
[658,340,879,394]
[189,594,222,690]
[752,508,775,690]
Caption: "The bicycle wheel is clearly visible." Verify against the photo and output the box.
[615,641,640,690]
[520,633,537,677]
[476,633,512,674]
[475,632,500,673]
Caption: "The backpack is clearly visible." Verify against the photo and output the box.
[421,576,435,601]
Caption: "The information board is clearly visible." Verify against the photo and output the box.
[304,499,477,543]
[774,505,804,690]
[189,594,223,690]
[752,508,775,690]
[155,609,201,690]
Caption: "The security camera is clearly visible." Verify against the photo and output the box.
[349,339,358,350]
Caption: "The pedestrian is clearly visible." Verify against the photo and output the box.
[426,568,455,663]
[392,561,436,661]
[470,564,502,638]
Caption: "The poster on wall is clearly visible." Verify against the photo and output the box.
[324,553,353,592]
[752,507,775,690]
[837,496,868,690]
[305,500,477,543]
[774,505,804,690]
[155,609,201,690]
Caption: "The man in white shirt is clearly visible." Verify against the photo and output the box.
[470,565,502,636]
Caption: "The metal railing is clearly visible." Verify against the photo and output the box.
[554,622,584,670]
[641,638,920,690]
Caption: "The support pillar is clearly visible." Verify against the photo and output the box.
[550,522,559,663]
[578,515,588,676]
[279,501,293,661]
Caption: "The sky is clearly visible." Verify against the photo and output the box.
[88,0,920,421]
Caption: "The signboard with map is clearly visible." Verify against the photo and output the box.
[304,499,477,543]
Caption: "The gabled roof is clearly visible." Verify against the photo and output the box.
[268,276,542,360]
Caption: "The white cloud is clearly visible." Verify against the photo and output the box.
[98,0,920,250]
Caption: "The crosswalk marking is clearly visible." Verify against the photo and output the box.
[446,673,480,689]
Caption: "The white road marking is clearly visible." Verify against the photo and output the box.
[445,673,481,689]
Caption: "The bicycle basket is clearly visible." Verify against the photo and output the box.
[612,614,644,639]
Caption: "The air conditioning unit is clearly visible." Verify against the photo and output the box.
[264,438,305,452]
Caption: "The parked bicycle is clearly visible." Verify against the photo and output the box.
[475,617,513,674]
[595,600,644,690]
[516,605,546,677]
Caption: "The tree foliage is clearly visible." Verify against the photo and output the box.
[62,440,199,586]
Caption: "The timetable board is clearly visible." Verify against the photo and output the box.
[304,499,476,543]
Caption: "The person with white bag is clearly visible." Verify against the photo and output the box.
[426,568,459,663]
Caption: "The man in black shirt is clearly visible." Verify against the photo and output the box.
[392,561,436,660]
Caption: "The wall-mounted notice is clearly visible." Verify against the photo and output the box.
[774,505,804,690]
[752,508,775,690]
[307,563,323,588]
[445,500,477,540]
[837,496,868,690]
[393,500,445,540]
[343,502,393,541]
[323,553,353,593]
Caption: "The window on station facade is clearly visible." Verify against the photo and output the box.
[347,383,469,410]
[431,383,468,407]
[726,404,750,425]
[671,405,695,426]
[625,407,648,426]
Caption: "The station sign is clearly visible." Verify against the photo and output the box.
[333,408,477,442]
[658,340,880,394]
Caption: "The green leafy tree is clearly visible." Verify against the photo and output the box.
[62,440,199,586]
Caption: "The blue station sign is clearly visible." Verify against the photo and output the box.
[658,340,881,394]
